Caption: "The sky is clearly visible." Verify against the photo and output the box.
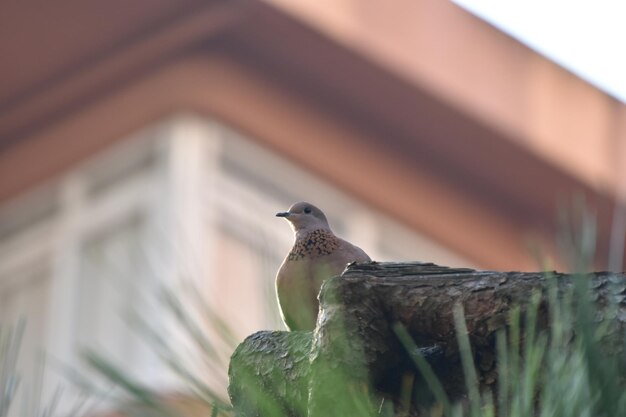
[453,0,626,103]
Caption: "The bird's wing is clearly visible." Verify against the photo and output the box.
[336,238,371,263]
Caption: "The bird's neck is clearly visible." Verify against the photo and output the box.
[295,226,333,240]
[288,228,339,261]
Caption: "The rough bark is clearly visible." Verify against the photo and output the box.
[229,331,312,417]
[228,262,626,417]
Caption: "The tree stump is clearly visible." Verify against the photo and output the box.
[228,262,626,417]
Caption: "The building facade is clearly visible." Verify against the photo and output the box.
[0,115,469,414]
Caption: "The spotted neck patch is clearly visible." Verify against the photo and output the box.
[288,229,339,261]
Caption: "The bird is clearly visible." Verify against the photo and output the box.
[275,202,371,331]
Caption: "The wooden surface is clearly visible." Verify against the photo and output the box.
[228,262,626,417]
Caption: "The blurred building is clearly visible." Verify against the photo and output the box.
[0,0,625,414]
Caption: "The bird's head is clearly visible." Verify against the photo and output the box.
[276,202,331,233]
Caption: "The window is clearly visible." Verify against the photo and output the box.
[0,127,168,415]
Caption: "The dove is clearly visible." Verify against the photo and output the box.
[275,202,371,330]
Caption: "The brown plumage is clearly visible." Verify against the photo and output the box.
[275,202,371,330]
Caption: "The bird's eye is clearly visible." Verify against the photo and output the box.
[304,207,312,214]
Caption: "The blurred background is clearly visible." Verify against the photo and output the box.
[0,0,624,415]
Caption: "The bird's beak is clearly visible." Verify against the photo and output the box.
[276,211,291,218]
